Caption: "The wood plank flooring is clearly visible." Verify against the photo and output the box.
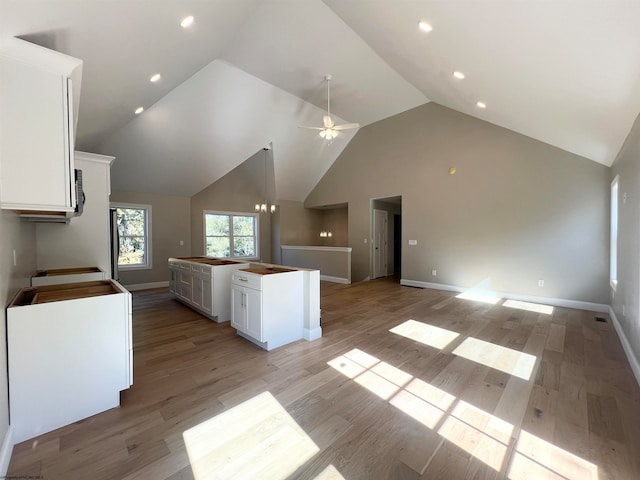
[8,278,640,479]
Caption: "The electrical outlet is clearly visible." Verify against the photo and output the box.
[538,279,544,287]
[431,269,437,276]
[179,240,184,246]
[363,238,367,244]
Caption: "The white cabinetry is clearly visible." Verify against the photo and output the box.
[7,280,132,444]
[231,283,262,341]
[168,258,247,322]
[0,37,83,212]
[35,152,115,272]
[230,268,304,351]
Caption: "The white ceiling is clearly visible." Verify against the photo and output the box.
[2,0,639,200]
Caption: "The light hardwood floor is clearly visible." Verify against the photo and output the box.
[8,278,640,479]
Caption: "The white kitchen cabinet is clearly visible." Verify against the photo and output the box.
[7,280,132,444]
[168,257,248,322]
[230,267,304,351]
[231,284,262,341]
[0,37,83,212]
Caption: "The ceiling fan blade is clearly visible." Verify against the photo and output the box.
[333,123,360,131]
[323,115,334,128]
[298,125,324,130]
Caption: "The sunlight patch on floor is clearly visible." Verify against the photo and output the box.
[456,291,502,305]
[503,299,554,315]
[312,464,346,480]
[183,391,319,480]
[390,319,460,350]
[509,430,598,480]
[437,400,512,472]
[452,337,537,380]
[328,348,596,477]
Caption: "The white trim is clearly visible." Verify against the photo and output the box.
[304,327,323,341]
[281,245,353,253]
[75,150,115,166]
[203,210,260,259]
[111,202,153,270]
[122,281,169,291]
[610,175,619,289]
[0,426,13,476]
[400,279,609,313]
[320,275,350,284]
[608,307,640,387]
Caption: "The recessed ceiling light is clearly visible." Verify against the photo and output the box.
[453,71,465,79]
[150,73,161,83]
[135,107,144,115]
[476,101,487,109]
[418,21,433,32]
[180,15,194,28]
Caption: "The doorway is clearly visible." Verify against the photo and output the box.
[370,196,402,281]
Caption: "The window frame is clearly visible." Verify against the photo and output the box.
[112,202,153,271]
[610,175,619,291]
[203,210,260,260]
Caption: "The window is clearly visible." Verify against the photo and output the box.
[610,176,619,290]
[204,211,258,258]
[113,203,152,269]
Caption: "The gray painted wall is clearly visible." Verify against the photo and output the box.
[320,206,348,247]
[0,211,36,452]
[110,190,191,286]
[610,111,640,372]
[191,150,273,263]
[306,103,610,303]
[281,248,350,280]
[278,200,323,247]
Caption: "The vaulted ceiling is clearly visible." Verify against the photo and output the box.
[2,0,639,200]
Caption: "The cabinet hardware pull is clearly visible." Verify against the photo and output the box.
[239,277,248,282]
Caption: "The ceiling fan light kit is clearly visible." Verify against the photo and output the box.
[299,74,360,141]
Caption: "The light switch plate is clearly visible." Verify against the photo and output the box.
[408,240,417,246]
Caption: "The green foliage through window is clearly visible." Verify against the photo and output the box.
[116,206,149,266]
[204,213,257,258]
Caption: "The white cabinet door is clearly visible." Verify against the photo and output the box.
[0,53,75,211]
[231,286,245,331]
[178,270,192,302]
[245,287,262,341]
[192,275,203,308]
[169,267,177,294]
[230,285,262,341]
[201,276,213,315]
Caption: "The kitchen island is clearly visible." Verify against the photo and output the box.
[168,257,248,322]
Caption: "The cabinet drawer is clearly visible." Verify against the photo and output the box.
[232,271,261,290]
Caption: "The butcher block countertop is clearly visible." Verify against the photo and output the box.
[11,281,121,306]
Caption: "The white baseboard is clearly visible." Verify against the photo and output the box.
[0,426,13,476]
[123,281,169,291]
[320,275,350,285]
[400,279,609,313]
[304,327,323,341]
[609,307,640,387]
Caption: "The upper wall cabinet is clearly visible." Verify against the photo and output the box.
[0,38,83,212]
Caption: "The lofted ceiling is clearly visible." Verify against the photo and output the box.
[1,0,639,201]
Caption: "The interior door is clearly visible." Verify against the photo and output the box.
[373,209,388,279]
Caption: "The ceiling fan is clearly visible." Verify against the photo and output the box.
[299,74,360,140]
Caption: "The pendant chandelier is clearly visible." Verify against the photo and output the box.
[255,146,276,214]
